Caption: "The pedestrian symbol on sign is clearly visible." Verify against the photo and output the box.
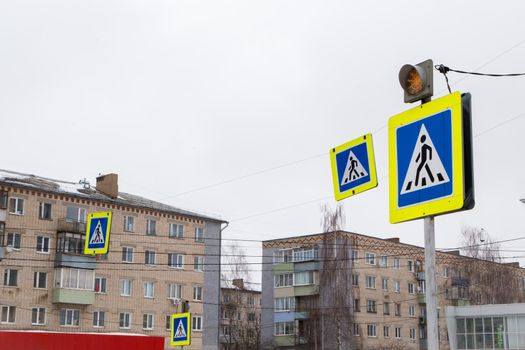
[89,221,105,244]
[400,124,449,195]
[175,320,187,338]
[341,151,368,186]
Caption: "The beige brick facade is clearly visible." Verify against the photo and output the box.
[0,170,225,350]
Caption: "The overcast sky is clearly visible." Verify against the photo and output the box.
[2,1,525,278]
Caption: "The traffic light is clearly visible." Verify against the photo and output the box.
[399,59,433,103]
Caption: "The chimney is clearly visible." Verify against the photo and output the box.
[232,279,244,290]
[96,173,119,199]
[385,237,400,244]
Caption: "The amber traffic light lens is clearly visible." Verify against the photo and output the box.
[405,68,424,95]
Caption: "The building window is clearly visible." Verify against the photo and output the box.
[409,328,416,340]
[408,260,414,272]
[193,286,203,301]
[444,266,449,278]
[383,302,390,315]
[145,250,156,265]
[395,303,401,316]
[57,232,84,254]
[194,256,204,272]
[0,192,7,209]
[408,305,416,317]
[1,305,16,324]
[95,277,107,294]
[36,236,50,253]
[39,202,52,220]
[367,324,377,337]
[6,233,21,249]
[275,321,294,336]
[365,275,376,289]
[54,268,94,290]
[119,312,131,329]
[168,253,184,269]
[367,300,377,313]
[365,252,376,265]
[165,315,171,331]
[123,216,135,232]
[353,298,360,312]
[293,247,317,262]
[352,274,359,286]
[384,325,390,338]
[8,197,24,215]
[146,219,156,235]
[395,327,401,338]
[294,271,315,286]
[195,227,204,242]
[122,247,134,263]
[60,308,80,327]
[32,307,46,326]
[33,271,47,289]
[247,296,255,305]
[380,255,388,267]
[248,312,256,322]
[192,316,203,331]
[394,280,400,293]
[274,249,293,263]
[275,297,295,311]
[418,280,426,294]
[382,278,388,291]
[408,282,415,294]
[393,257,400,269]
[353,323,360,336]
[169,223,184,239]
[66,206,86,223]
[350,249,359,263]
[274,273,293,288]
[167,283,182,299]
[120,279,133,296]
[93,311,105,328]
[143,313,154,330]
[3,269,18,287]
[144,282,155,298]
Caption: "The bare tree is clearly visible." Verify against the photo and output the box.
[221,243,261,350]
[449,226,525,305]
[316,204,354,350]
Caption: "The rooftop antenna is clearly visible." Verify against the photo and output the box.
[79,178,91,189]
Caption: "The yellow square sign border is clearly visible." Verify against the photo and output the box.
[388,92,464,224]
[330,133,378,201]
[170,312,191,346]
[83,211,112,255]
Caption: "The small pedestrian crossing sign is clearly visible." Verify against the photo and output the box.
[330,133,378,201]
[171,313,191,346]
[389,92,467,223]
[84,212,112,254]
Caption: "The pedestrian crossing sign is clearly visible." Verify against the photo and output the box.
[330,133,378,201]
[84,211,112,254]
[389,92,468,223]
[171,313,191,346]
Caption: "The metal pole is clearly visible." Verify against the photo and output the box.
[424,216,439,350]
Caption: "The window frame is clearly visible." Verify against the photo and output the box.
[195,227,204,242]
[4,269,18,287]
[95,276,107,294]
[365,252,376,265]
[36,235,50,253]
[365,275,376,289]
[60,308,80,327]
[1,305,16,324]
[119,312,131,329]
[122,246,134,263]
[146,219,156,236]
[367,324,377,337]
[32,307,46,326]
[169,223,184,239]
[194,256,204,272]
[38,202,52,220]
[123,216,135,233]
[120,279,133,297]
[168,253,184,269]
[33,271,47,289]
[93,310,105,328]
[143,281,155,298]
[6,232,21,250]
[145,250,156,266]
[8,197,24,215]
[193,286,203,301]
[192,316,203,331]
[143,313,154,330]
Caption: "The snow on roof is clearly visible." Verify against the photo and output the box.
[0,169,225,223]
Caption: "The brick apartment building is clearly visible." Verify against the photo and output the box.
[261,231,525,350]
[0,169,226,350]
[220,279,261,350]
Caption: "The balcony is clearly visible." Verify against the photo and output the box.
[57,218,86,234]
[451,276,469,287]
[294,285,319,296]
[417,294,426,304]
[294,311,309,320]
[273,262,294,274]
[52,288,95,305]
[55,252,96,269]
[274,335,295,347]
[417,272,425,281]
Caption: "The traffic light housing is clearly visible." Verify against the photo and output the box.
[399,59,433,103]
